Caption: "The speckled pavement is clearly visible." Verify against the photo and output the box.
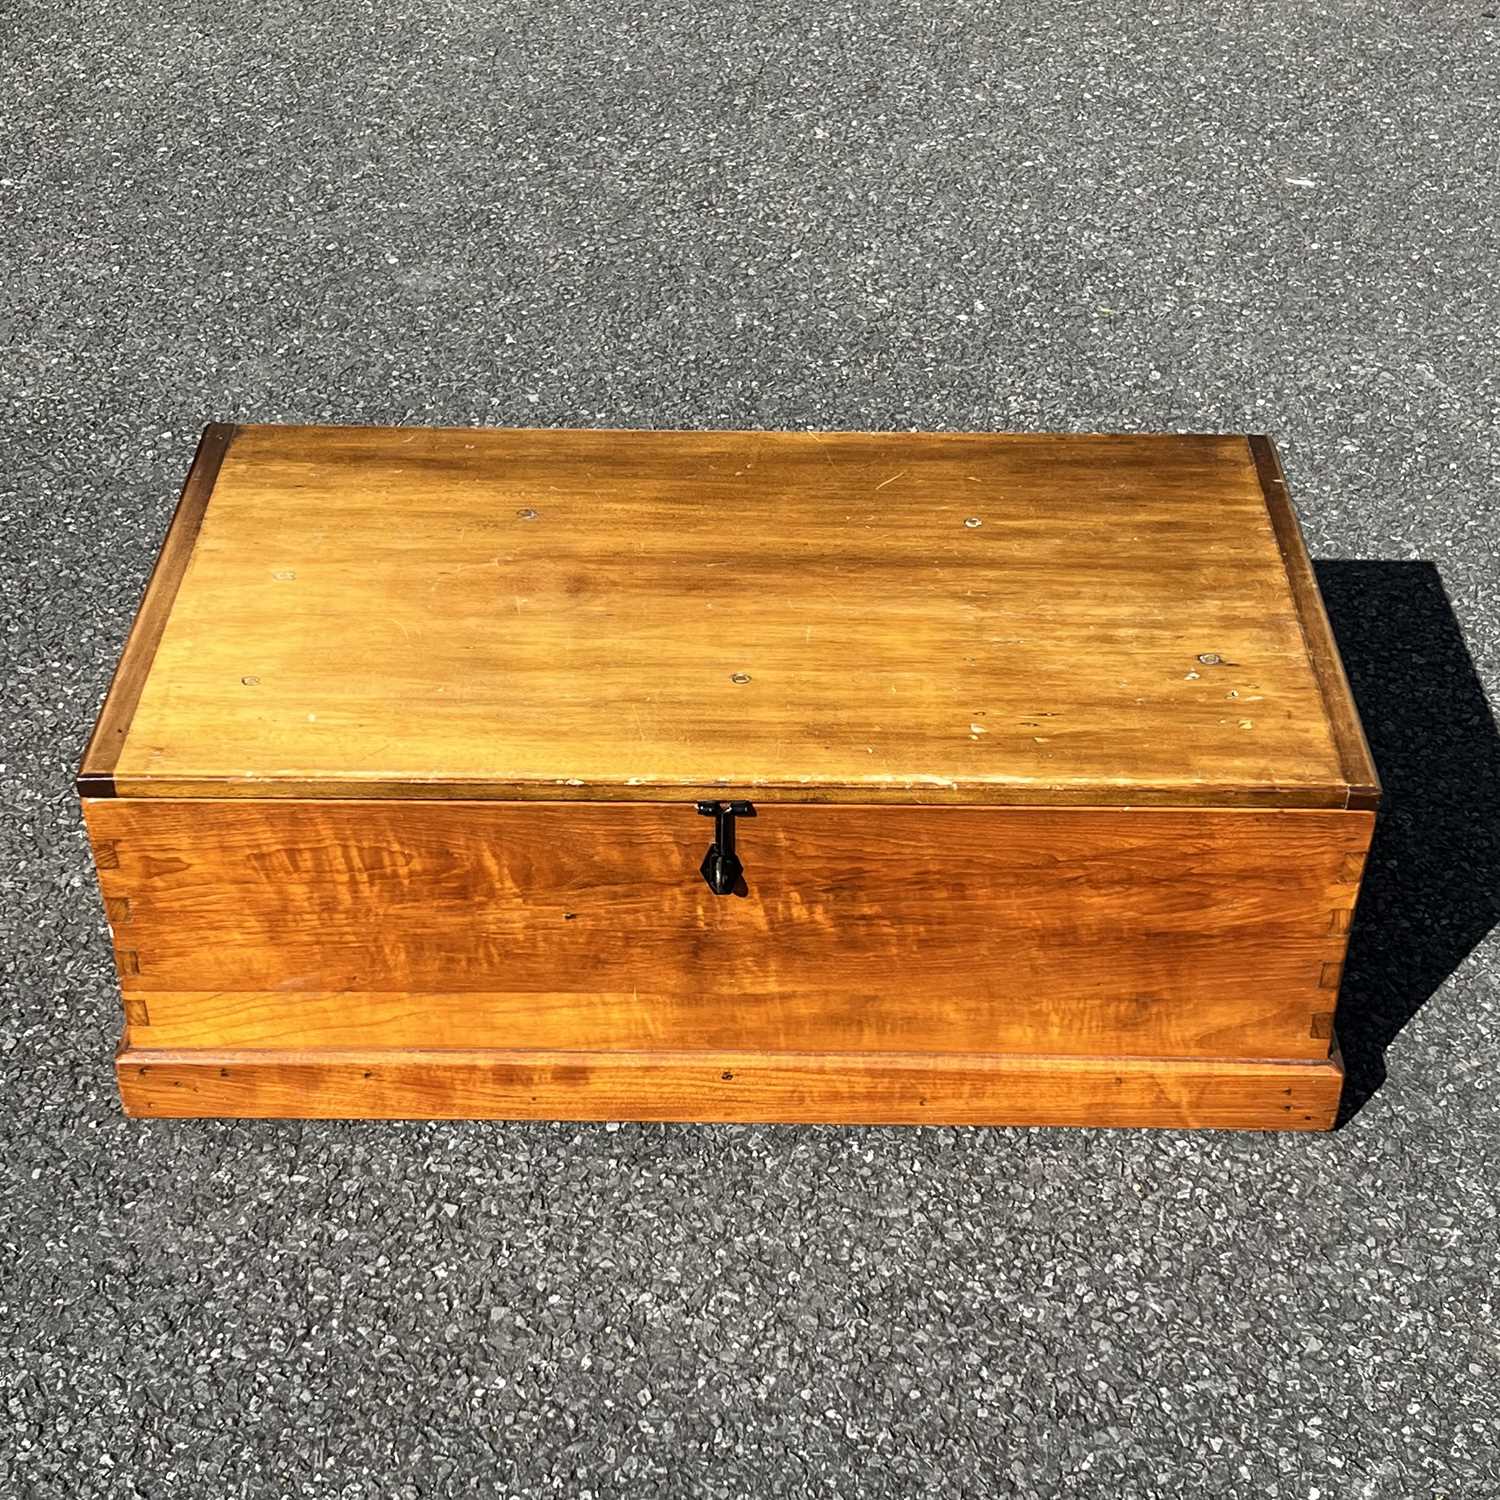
[3,2,1498,1495]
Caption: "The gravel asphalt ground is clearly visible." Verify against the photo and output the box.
[3,2,1498,1495]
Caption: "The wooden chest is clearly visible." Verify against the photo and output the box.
[80,426,1378,1128]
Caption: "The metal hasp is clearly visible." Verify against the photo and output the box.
[696,800,755,895]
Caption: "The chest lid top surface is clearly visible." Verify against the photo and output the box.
[80,424,1376,808]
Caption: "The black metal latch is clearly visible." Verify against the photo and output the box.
[696,800,755,895]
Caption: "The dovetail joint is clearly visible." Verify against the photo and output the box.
[1318,961,1344,991]
[115,948,141,977]
[95,841,119,870]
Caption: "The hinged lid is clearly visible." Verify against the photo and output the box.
[79,425,1378,808]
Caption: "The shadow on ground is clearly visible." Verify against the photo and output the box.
[1317,560,1500,1123]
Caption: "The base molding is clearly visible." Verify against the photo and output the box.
[117,1042,1344,1130]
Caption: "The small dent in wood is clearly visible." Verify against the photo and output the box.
[516,507,539,521]
[272,570,296,581]
[964,516,982,529]
[730,672,752,685]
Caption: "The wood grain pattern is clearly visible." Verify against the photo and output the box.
[77,424,238,795]
[78,427,1378,1128]
[97,425,1366,808]
[1249,436,1380,809]
[85,798,1372,1062]
[115,1043,1346,1129]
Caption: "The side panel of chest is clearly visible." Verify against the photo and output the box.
[84,798,1371,1066]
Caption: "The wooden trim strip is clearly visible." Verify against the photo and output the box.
[1248,436,1381,809]
[76,424,238,796]
[102,775,1358,809]
[116,1044,1345,1130]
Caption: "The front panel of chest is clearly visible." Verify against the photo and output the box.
[85,797,1371,1068]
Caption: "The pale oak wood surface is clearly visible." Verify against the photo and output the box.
[98,426,1366,807]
